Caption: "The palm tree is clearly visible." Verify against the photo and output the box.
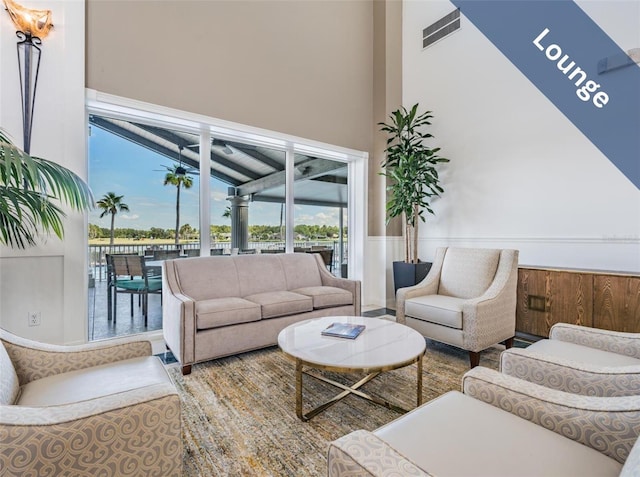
[96,192,129,247]
[164,166,193,247]
[0,129,93,248]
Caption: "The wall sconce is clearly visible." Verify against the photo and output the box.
[3,0,53,154]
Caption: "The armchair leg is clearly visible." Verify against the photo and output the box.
[504,337,514,349]
[181,365,192,375]
[469,351,480,368]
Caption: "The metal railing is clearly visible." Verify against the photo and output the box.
[89,240,347,281]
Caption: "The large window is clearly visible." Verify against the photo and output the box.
[86,91,366,341]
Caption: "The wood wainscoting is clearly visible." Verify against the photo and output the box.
[516,267,640,338]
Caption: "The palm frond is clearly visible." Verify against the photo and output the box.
[0,130,93,248]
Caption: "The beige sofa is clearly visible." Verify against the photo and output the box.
[0,328,181,476]
[328,367,640,477]
[162,252,361,374]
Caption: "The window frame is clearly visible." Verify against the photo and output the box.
[86,89,367,283]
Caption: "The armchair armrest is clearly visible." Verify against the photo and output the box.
[550,323,640,359]
[395,249,447,324]
[327,429,431,477]
[500,347,640,397]
[0,383,181,475]
[0,329,151,385]
[462,366,640,463]
[459,250,518,350]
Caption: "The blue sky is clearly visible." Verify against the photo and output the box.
[88,126,342,231]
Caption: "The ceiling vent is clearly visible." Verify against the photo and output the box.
[423,9,460,49]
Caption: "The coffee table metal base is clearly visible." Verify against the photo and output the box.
[294,354,424,421]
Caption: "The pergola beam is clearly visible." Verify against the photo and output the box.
[236,158,345,197]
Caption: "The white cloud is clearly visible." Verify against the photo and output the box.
[210,190,228,202]
[120,214,140,220]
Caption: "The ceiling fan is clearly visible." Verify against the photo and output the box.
[155,145,199,177]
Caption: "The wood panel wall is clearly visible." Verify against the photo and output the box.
[516,267,640,337]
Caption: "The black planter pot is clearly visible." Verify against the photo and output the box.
[393,261,432,293]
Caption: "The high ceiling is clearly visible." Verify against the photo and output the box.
[89,115,348,208]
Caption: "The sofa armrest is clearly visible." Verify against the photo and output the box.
[0,383,181,475]
[500,347,640,397]
[550,323,640,359]
[316,254,362,315]
[327,429,431,477]
[462,366,640,463]
[162,261,197,368]
[0,329,151,385]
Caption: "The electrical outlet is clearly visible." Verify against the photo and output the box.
[28,311,41,327]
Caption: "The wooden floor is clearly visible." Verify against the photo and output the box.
[88,279,163,341]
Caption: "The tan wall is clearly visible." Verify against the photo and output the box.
[86,0,373,153]
[371,0,402,237]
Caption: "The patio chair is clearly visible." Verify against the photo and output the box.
[185,248,201,257]
[106,254,162,326]
[153,249,180,260]
[210,248,224,255]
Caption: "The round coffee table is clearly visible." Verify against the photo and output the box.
[277,316,426,421]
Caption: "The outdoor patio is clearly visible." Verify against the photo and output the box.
[88,278,163,341]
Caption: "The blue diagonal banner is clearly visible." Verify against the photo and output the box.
[451,0,640,189]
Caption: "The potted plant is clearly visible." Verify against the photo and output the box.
[0,129,93,248]
[379,104,449,292]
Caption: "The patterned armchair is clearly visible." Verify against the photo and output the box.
[396,247,519,367]
[501,323,640,396]
[328,367,640,477]
[0,329,182,476]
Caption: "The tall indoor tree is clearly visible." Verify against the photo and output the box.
[380,104,449,264]
[0,129,93,248]
[164,166,193,247]
[96,192,129,247]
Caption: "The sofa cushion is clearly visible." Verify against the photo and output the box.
[17,356,171,407]
[244,291,313,319]
[439,248,500,299]
[236,255,289,297]
[375,391,622,477]
[196,297,262,330]
[405,294,465,329]
[293,286,353,309]
[278,253,323,290]
[0,341,20,405]
[172,256,241,300]
[527,339,640,367]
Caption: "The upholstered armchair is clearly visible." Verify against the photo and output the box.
[328,366,640,477]
[501,323,640,397]
[0,328,182,476]
[396,247,519,367]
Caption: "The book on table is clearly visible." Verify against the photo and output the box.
[321,322,366,339]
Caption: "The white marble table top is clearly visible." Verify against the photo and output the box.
[277,316,426,371]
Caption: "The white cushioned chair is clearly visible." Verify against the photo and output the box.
[0,328,182,476]
[396,247,519,367]
[501,322,640,397]
[328,366,640,477]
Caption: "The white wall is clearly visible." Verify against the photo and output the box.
[0,0,87,343]
[402,0,640,273]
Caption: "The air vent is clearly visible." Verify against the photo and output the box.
[423,9,460,49]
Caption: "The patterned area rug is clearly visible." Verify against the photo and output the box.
[167,323,502,476]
